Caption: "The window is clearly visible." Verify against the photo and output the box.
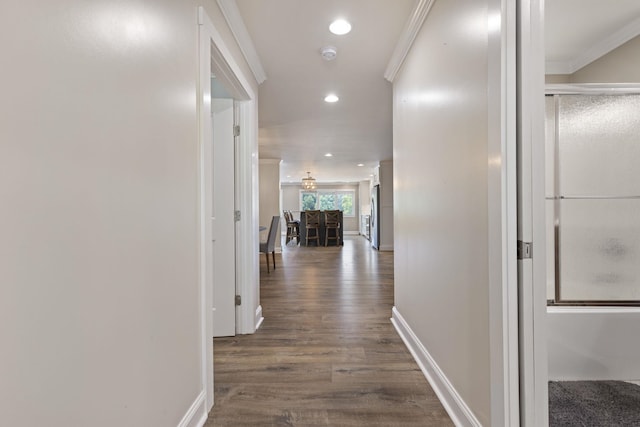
[300,192,317,211]
[299,190,355,216]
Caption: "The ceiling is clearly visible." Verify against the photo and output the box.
[231,0,640,184]
[545,0,640,74]
[235,0,416,184]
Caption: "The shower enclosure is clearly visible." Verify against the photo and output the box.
[545,85,640,380]
[545,86,640,305]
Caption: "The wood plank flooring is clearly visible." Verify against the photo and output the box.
[206,236,452,426]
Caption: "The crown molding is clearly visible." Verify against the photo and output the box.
[546,15,640,75]
[217,0,267,84]
[384,0,436,83]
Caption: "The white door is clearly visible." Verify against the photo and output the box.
[212,98,237,337]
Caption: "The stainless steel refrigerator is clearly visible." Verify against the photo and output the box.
[371,184,380,250]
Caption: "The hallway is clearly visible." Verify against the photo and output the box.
[206,237,452,426]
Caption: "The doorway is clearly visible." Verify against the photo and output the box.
[197,6,259,412]
[518,1,640,425]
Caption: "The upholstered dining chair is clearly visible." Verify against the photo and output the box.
[324,210,341,246]
[260,215,280,273]
[303,210,321,246]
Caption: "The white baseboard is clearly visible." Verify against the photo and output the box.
[255,305,264,331]
[177,390,207,427]
[391,307,481,427]
[379,244,394,251]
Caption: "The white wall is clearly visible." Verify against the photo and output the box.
[0,2,257,426]
[546,35,640,84]
[259,159,282,249]
[281,183,360,233]
[392,0,506,424]
[545,74,571,84]
[570,35,640,83]
[281,184,301,218]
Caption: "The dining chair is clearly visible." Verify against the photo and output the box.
[303,210,321,246]
[324,210,341,246]
[259,215,280,273]
[284,210,299,245]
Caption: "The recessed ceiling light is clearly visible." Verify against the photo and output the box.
[324,94,339,103]
[330,19,351,35]
[325,153,333,157]
[357,163,364,167]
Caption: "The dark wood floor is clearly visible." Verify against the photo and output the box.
[206,236,452,426]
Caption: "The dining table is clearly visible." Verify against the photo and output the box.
[298,210,344,246]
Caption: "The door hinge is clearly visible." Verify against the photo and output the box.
[235,295,241,306]
[517,240,533,260]
[233,125,240,137]
[234,210,241,222]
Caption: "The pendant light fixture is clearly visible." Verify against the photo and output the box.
[301,171,317,190]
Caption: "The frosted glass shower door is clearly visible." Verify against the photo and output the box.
[552,94,640,303]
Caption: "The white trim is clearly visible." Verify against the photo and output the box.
[391,307,481,427]
[255,305,264,330]
[207,28,252,102]
[176,391,207,427]
[384,0,436,82]
[546,83,640,95]
[198,7,260,413]
[546,15,640,74]
[217,0,267,84]
[518,1,549,425]
[548,306,640,314]
[378,244,394,251]
[201,7,259,337]
[487,0,519,425]
[197,7,215,412]
[235,100,260,335]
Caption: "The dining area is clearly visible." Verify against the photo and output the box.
[259,209,344,273]
[284,210,344,247]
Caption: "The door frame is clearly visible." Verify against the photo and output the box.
[517,0,549,425]
[197,5,259,411]
[487,0,521,425]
